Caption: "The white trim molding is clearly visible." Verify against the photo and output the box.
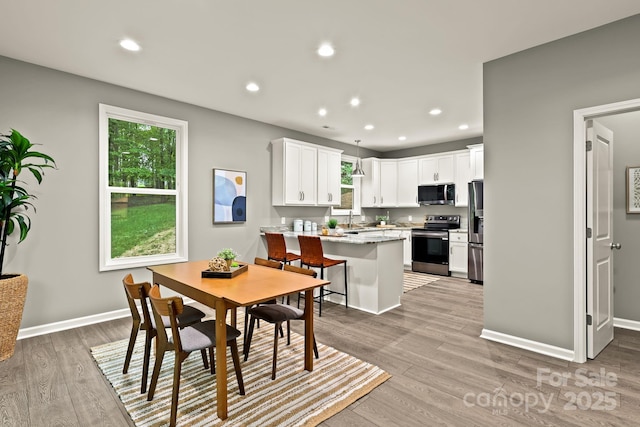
[17,298,200,340]
[481,329,575,362]
[613,317,640,331]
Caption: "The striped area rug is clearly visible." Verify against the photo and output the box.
[91,316,390,427]
[403,270,442,293]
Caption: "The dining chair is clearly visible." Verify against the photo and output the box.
[297,234,348,316]
[243,258,284,346]
[243,263,319,380]
[265,232,301,265]
[147,285,245,427]
[121,274,208,394]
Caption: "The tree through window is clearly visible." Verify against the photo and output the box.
[99,105,188,271]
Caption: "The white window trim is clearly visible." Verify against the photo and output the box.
[98,104,188,271]
[331,154,362,216]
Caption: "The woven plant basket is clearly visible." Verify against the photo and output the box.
[0,274,28,361]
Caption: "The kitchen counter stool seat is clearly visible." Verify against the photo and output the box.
[297,235,348,316]
[265,232,301,265]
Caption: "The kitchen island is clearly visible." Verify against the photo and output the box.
[259,229,405,314]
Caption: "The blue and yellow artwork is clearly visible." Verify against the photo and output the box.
[213,169,246,223]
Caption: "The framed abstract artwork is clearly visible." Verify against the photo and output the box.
[626,166,640,213]
[213,169,247,223]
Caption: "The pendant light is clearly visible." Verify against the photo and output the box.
[351,139,365,177]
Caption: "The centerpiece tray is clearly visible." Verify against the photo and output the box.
[202,262,248,278]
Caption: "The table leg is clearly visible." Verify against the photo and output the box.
[304,289,314,372]
[230,307,237,328]
[215,299,228,420]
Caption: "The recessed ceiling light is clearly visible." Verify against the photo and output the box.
[364,124,374,130]
[350,97,360,107]
[317,43,335,57]
[429,108,442,116]
[318,108,327,117]
[246,82,260,92]
[119,39,141,52]
[458,124,469,130]
[398,136,407,141]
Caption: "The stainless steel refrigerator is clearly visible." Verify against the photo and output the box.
[468,180,483,284]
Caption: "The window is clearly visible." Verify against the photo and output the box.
[331,155,361,216]
[99,104,188,271]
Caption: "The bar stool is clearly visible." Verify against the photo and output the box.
[297,235,348,316]
[265,232,301,265]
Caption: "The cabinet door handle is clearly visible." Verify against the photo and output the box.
[374,196,376,204]
[301,191,304,201]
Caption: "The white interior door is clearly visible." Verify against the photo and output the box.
[586,120,615,358]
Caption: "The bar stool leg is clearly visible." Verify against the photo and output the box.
[344,261,348,308]
[320,267,326,317]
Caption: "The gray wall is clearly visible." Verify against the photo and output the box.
[382,136,482,159]
[599,113,640,321]
[483,14,640,349]
[0,55,381,328]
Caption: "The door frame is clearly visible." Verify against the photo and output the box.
[573,97,640,363]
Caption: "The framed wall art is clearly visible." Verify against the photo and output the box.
[213,168,246,223]
[626,166,640,213]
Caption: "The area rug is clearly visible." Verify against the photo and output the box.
[403,270,442,293]
[91,317,390,427]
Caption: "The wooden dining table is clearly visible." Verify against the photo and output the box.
[147,259,329,420]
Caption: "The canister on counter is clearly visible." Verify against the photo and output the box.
[304,220,311,231]
[293,219,303,232]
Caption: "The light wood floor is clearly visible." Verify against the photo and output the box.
[2,276,640,426]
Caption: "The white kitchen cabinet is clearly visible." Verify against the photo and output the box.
[469,144,484,181]
[271,137,343,206]
[362,159,398,207]
[272,138,317,205]
[418,154,454,184]
[397,158,419,207]
[361,158,381,207]
[317,148,342,206]
[449,230,468,277]
[454,151,470,207]
[379,160,398,207]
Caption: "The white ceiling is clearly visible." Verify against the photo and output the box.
[1,1,639,152]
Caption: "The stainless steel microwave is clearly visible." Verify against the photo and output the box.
[417,183,455,205]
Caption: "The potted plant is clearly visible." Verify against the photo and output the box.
[217,248,238,268]
[0,129,56,361]
[327,218,338,230]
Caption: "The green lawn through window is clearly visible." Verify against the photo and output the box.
[111,202,176,258]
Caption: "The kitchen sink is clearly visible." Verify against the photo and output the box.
[343,230,359,234]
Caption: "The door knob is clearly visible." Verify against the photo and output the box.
[610,243,622,250]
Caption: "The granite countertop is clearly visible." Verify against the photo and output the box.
[260,228,405,244]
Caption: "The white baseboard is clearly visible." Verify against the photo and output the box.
[17,308,130,340]
[614,317,640,331]
[17,298,200,340]
[480,328,575,361]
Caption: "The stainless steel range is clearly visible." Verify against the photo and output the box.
[411,215,460,276]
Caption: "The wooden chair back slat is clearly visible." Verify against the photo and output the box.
[283,264,317,278]
[254,257,283,269]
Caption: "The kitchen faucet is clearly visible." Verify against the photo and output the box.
[348,210,353,229]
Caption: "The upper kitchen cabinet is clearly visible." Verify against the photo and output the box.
[361,158,380,207]
[469,143,484,180]
[272,138,316,205]
[379,160,398,207]
[454,151,470,207]
[361,158,397,207]
[317,148,342,206]
[397,158,419,207]
[418,154,454,184]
